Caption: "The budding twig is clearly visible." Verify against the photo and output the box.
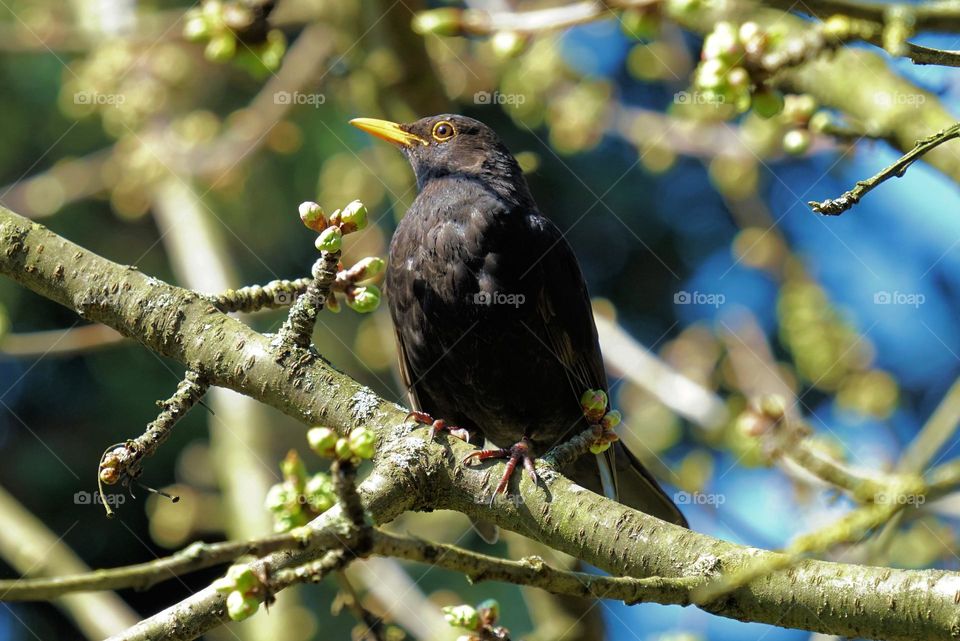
[331,459,371,553]
[211,277,312,313]
[703,397,938,604]
[269,549,351,590]
[540,424,602,470]
[97,370,208,516]
[275,251,341,348]
[809,122,960,215]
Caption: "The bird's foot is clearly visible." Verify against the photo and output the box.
[462,437,538,503]
[406,410,471,442]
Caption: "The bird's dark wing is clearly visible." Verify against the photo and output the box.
[529,215,687,527]
[393,325,423,410]
[527,216,608,427]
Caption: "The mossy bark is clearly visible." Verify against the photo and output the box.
[2,204,960,641]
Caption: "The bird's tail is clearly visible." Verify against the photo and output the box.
[567,441,688,527]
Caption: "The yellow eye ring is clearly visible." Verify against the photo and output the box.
[432,121,456,142]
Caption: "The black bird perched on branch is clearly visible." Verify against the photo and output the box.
[350,114,687,536]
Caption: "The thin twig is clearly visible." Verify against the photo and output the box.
[211,277,313,313]
[333,572,388,641]
[270,550,352,590]
[809,123,960,215]
[332,459,371,552]
[0,527,346,601]
[859,378,960,558]
[98,370,208,516]
[275,252,341,348]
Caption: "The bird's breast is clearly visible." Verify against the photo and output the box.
[386,180,578,442]
[389,191,527,308]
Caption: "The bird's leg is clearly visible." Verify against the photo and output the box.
[462,437,538,500]
[406,410,471,442]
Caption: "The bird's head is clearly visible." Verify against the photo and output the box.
[350,114,534,209]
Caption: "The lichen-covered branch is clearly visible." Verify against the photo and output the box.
[211,277,312,313]
[429,438,960,641]
[275,251,340,348]
[372,531,702,604]
[3,203,960,641]
[0,206,407,435]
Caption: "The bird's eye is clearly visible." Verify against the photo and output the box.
[432,121,455,142]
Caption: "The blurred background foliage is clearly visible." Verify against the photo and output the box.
[0,0,959,639]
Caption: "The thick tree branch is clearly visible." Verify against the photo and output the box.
[429,0,960,184]
[763,0,960,32]
[3,204,960,641]
[106,456,420,641]
[372,530,702,603]
[0,207,407,435]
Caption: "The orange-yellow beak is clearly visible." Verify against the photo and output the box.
[349,117,428,148]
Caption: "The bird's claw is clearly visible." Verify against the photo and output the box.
[462,437,538,502]
[406,410,470,441]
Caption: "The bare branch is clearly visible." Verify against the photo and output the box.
[809,123,960,214]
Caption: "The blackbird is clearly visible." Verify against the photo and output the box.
[350,114,687,533]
